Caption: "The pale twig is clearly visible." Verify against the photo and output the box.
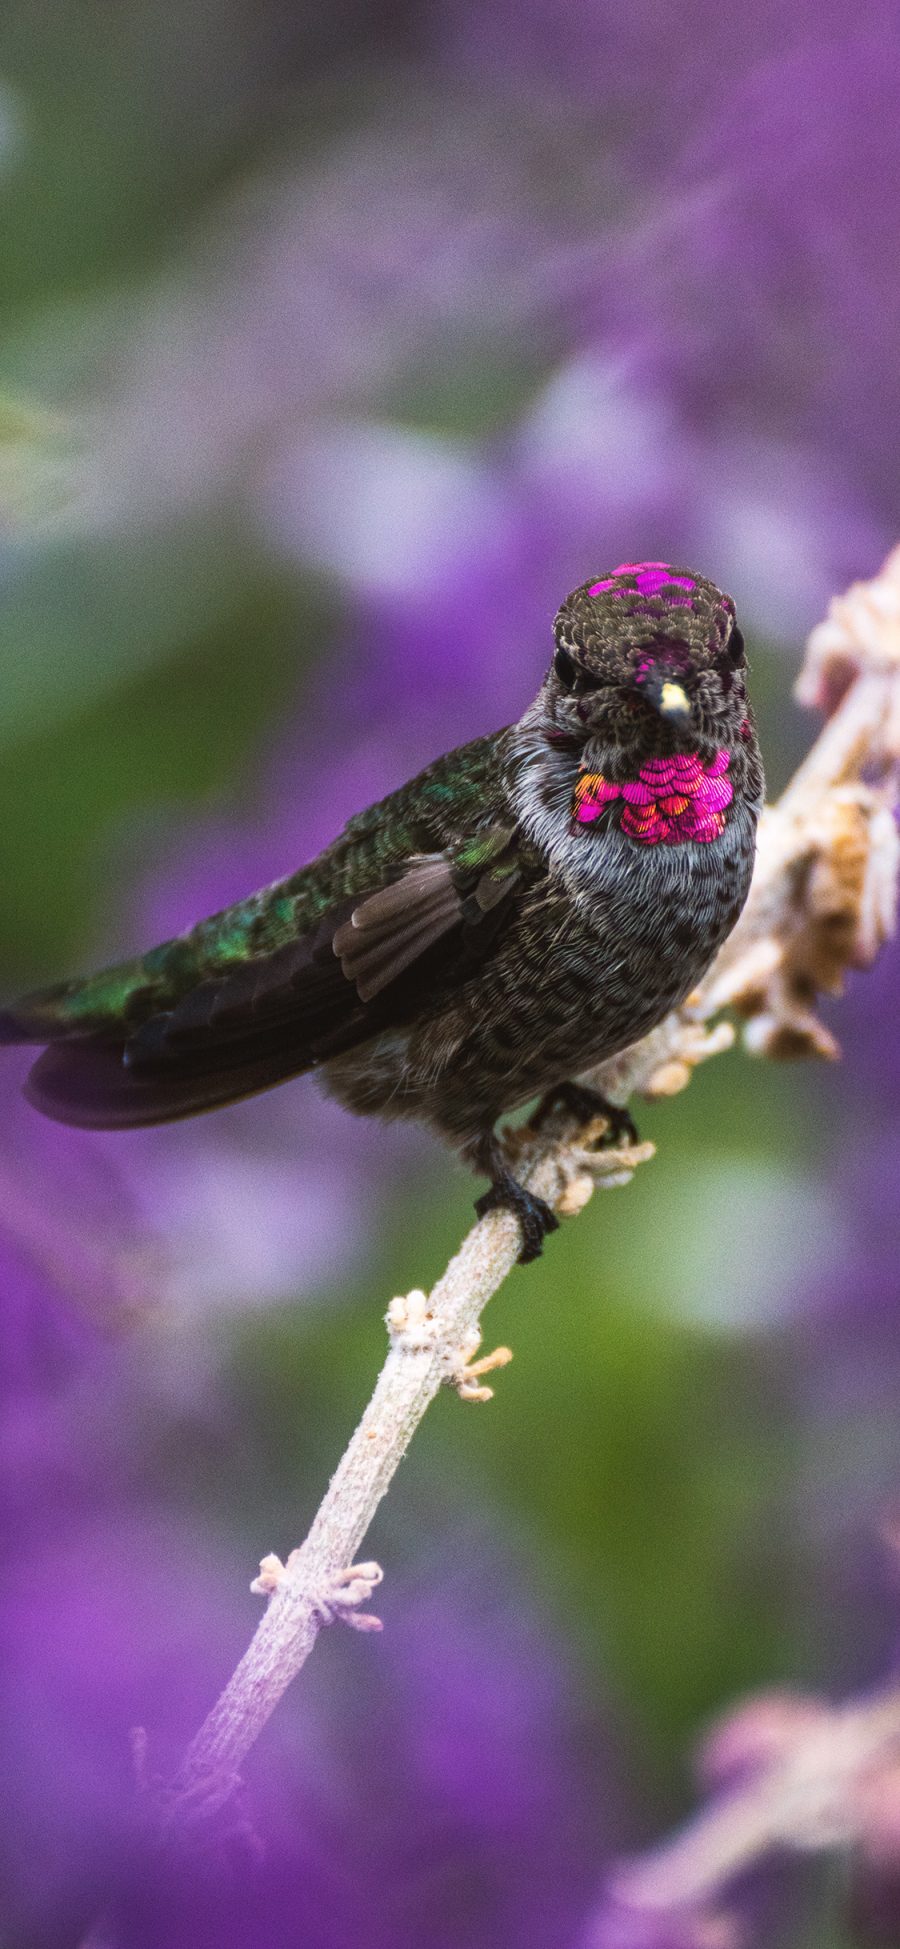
[166,1130,646,1825]
[164,546,900,1832]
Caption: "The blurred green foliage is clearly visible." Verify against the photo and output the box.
[0,530,317,977]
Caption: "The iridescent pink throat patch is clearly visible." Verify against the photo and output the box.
[573,750,732,846]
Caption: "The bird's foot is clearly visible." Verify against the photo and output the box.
[474,1171,559,1265]
[531,1082,639,1149]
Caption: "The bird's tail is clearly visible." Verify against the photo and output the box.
[0,956,322,1129]
[17,1035,313,1128]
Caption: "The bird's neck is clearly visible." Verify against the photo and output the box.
[510,715,737,873]
[573,748,733,846]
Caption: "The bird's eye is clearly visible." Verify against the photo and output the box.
[554,647,603,693]
[726,626,746,667]
[554,647,578,690]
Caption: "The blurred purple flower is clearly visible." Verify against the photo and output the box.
[0,1030,374,1335]
[434,0,899,160]
[592,30,900,621]
[2,1493,613,1947]
[584,1900,741,1949]
[72,104,574,536]
[380,1571,609,1947]
[0,1507,257,1947]
[15,0,891,688]
[0,1056,167,1534]
[246,22,900,645]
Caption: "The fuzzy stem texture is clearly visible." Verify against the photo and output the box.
[166,545,900,1831]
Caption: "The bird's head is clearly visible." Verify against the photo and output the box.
[546,562,751,765]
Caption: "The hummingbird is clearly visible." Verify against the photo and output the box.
[0,563,763,1261]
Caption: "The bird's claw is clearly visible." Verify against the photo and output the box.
[531,1082,639,1149]
[474,1173,559,1263]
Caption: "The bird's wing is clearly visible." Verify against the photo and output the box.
[18,813,527,1129]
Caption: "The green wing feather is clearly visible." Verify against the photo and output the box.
[0,730,528,1128]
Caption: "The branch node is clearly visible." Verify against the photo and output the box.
[556,1172,595,1215]
[566,1138,656,1191]
[312,1560,385,1633]
[444,1326,514,1401]
[250,1552,288,1598]
[386,1288,439,1352]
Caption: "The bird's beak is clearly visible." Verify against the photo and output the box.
[639,668,692,726]
[631,667,693,727]
[658,679,691,721]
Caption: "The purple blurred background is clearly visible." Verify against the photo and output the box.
[2,3,900,1942]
